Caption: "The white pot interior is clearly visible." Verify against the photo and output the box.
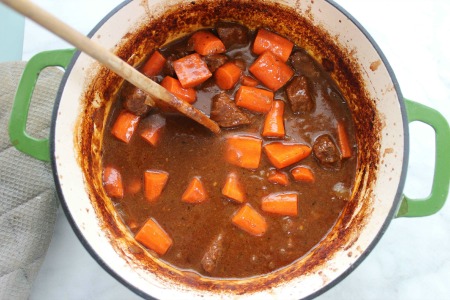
[52,0,407,298]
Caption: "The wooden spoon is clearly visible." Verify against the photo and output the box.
[2,0,221,134]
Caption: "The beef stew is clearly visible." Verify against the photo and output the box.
[101,23,357,278]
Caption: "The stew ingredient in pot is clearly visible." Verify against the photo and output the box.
[101,22,357,278]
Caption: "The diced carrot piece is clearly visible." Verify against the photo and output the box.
[235,86,273,113]
[214,62,242,90]
[182,177,207,203]
[111,110,140,143]
[141,127,162,146]
[225,135,262,169]
[262,100,285,138]
[291,166,315,183]
[249,51,294,91]
[264,142,312,169]
[232,203,267,236]
[160,76,197,104]
[140,114,166,146]
[126,178,142,195]
[135,218,173,255]
[173,53,213,88]
[252,28,294,62]
[267,169,289,186]
[337,121,352,158]
[141,50,166,77]
[261,192,298,216]
[241,75,259,87]
[144,170,169,202]
[222,172,246,203]
[102,166,124,198]
[189,30,226,56]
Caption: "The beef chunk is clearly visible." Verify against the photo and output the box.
[216,21,249,49]
[163,54,177,78]
[121,82,152,116]
[201,233,225,274]
[203,54,229,73]
[290,51,321,78]
[286,76,314,113]
[210,93,251,128]
[313,134,341,169]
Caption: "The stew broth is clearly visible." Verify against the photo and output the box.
[102,24,357,278]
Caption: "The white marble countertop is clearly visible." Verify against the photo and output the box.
[15,0,450,299]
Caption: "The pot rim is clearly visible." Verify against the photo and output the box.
[49,0,409,299]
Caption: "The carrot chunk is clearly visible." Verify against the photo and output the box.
[141,127,161,146]
[135,218,173,255]
[249,51,294,91]
[337,121,352,158]
[267,169,290,186]
[141,50,166,77]
[182,177,207,203]
[141,127,162,146]
[214,62,242,90]
[140,114,166,146]
[235,86,273,113]
[261,192,298,216]
[264,142,312,169]
[232,204,267,236]
[102,166,124,198]
[144,170,169,202]
[252,28,294,62]
[222,172,246,203]
[161,76,197,104]
[173,53,213,88]
[241,75,259,87]
[262,100,285,138]
[225,135,262,169]
[189,30,226,56]
[291,166,315,183]
[111,110,140,143]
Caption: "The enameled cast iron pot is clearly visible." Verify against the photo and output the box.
[9,0,450,298]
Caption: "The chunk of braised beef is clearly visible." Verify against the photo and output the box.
[210,93,250,128]
[121,82,152,116]
[201,233,225,274]
[203,54,229,73]
[172,42,192,58]
[163,54,177,78]
[290,51,321,78]
[186,35,195,53]
[285,75,314,113]
[313,134,341,169]
[215,21,249,49]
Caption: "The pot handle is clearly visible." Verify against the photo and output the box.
[396,99,450,217]
[8,48,76,161]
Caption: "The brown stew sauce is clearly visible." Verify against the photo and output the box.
[102,25,357,278]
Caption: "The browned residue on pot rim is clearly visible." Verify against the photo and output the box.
[370,60,382,71]
[75,0,381,295]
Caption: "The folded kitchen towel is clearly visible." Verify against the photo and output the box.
[0,62,62,300]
